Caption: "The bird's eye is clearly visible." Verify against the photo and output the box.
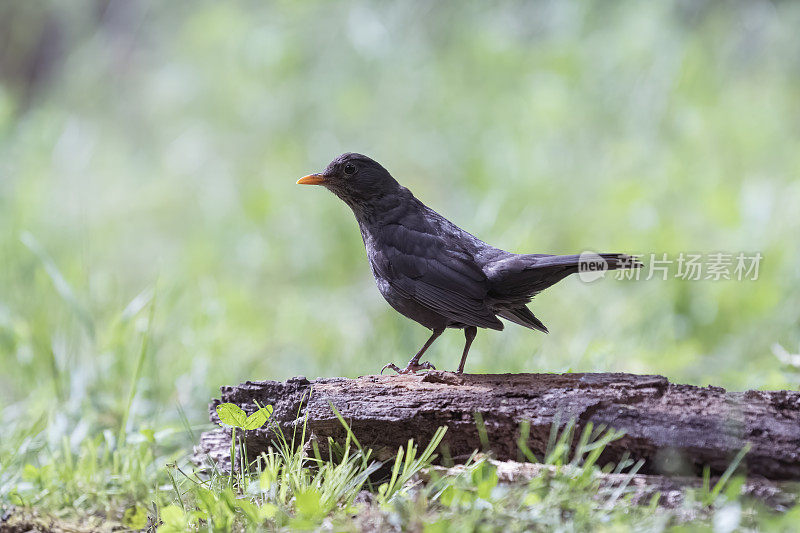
[344,163,356,175]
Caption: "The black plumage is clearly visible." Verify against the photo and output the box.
[298,153,639,374]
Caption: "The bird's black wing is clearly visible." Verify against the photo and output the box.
[371,223,504,330]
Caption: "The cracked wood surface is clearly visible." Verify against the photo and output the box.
[194,372,800,481]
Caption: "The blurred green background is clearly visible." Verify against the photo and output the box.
[1,0,799,447]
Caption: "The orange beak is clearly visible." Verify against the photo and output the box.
[296,173,327,185]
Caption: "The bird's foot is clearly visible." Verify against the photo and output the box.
[380,360,436,375]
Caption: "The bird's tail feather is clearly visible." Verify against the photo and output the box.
[496,306,549,333]
[491,253,640,333]
[531,253,642,271]
[488,252,641,301]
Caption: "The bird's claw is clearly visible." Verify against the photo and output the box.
[380,363,402,375]
[408,360,436,373]
[380,361,436,375]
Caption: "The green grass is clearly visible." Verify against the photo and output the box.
[5,407,797,531]
[1,1,800,530]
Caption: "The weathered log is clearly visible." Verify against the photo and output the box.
[193,372,800,482]
[419,458,798,512]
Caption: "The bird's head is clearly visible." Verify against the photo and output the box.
[297,153,402,211]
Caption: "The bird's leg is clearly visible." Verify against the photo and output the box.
[381,328,444,375]
[456,326,477,374]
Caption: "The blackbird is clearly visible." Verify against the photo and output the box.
[298,153,640,374]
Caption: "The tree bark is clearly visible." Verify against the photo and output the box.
[194,372,800,483]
